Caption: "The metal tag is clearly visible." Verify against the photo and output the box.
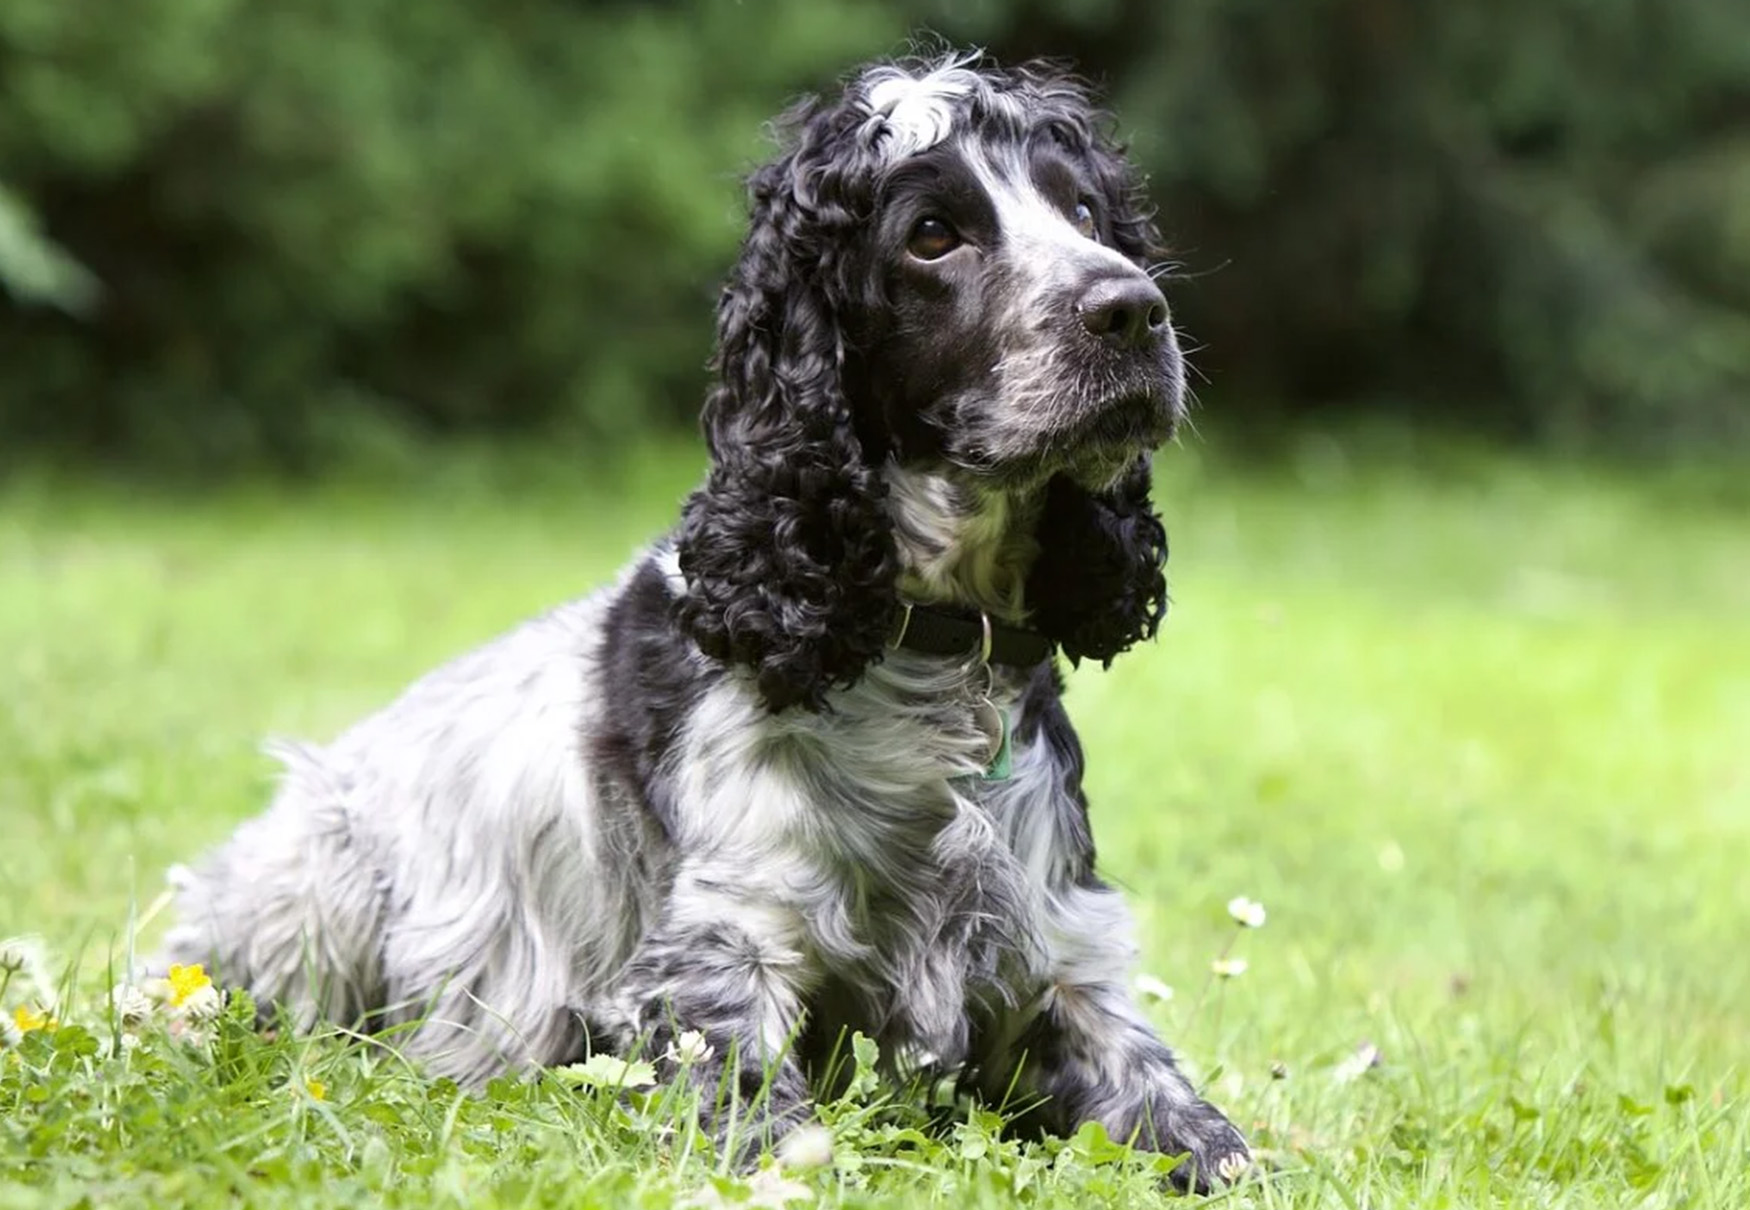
[974,698,1012,781]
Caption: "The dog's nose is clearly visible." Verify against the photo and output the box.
[1077,276,1169,349]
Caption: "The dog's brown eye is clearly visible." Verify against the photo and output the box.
[1073,201,1098,240]
[907,217,960,260]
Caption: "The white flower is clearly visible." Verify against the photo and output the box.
[682,1185,728,1210]
[1210,956,1249,979]
[96,1032,144,1059]
[688,1170,815,1210]
[1332,1040,1383,1084]
[111,984,155,1028]
[0,936,38,973]
[667,1028,715,1066]
[1226,896,1267,929]
[177,984,224,1024]
[776,1124,834,1170]
[0,935,56,1008]
[1133,973,1175,1003]
[745,1168,814,1208]
[0,1013,21,1048]
[171,1019,213,1050]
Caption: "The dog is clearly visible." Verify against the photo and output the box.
[162,52,1250,1190]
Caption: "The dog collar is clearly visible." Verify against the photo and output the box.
[886,601,1055,669]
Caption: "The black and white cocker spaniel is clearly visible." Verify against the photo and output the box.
[163,52,1250,1190]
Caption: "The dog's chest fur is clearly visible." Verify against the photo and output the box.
[654,642,1069,1069]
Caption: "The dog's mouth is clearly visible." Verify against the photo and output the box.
[1063,388,1178,452]
[1031,386,1179,489]
[958,388,1174,492]
[943,366,1182,488]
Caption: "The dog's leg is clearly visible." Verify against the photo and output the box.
[616,886,815,1163]
[1002,882,1250,1192]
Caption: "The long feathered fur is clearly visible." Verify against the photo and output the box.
[1027,462,1169,667]
[675,98,900,713]
[161,52,1250,1192]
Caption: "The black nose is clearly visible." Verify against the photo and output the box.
[1077,276,1169,349]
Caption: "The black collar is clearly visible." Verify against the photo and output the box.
[887,601,1055,669]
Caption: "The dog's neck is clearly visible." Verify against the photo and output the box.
[885,462,1042,625]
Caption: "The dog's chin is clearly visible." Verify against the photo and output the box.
[1061,444,1153,493]
[1066,390,1177,474]
[980,388,1178,492]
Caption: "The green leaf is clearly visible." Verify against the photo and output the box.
[1067,1120,1129,1167]
[1617,1093,1654,1118]
[551,1055,657,1090]
[0,184,100,315]
[845,1032,881,1099]
[1011,1153,1047,1194]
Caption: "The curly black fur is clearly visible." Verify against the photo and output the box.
[674,98,902,713]
[1025,462,1169,666]
[677,54,1180,711]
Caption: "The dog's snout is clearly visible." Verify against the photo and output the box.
[1077,276,1169,349]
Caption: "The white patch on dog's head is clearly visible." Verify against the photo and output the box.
[861,54,999,160]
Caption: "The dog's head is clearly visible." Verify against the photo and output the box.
[846,62,1181,488]
[678,54,1177,711]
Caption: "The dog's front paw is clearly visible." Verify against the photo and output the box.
[1152,1098,1251,1193]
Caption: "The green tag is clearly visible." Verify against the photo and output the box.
[984,710,1012,780]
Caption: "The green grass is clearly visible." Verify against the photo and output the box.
[3,437,1748,1208]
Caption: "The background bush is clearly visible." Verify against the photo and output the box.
[2,0,1746,467]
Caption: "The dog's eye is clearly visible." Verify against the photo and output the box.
[907,217,961,261]
[1072,201,1098,240]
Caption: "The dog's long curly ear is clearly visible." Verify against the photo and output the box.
[675,100,898,713]
[1025,460,1168,667]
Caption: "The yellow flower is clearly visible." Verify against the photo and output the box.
[13,1004,54,1033]
[166,963,213,1008]
[306,1078,327,1101]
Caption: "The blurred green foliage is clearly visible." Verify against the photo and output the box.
[2,0,1746,466]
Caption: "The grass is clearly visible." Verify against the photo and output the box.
[3,435,1748,1208]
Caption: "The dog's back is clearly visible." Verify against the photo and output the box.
[163,592,633,1081]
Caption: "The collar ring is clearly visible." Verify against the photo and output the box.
[889,601,914,650]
